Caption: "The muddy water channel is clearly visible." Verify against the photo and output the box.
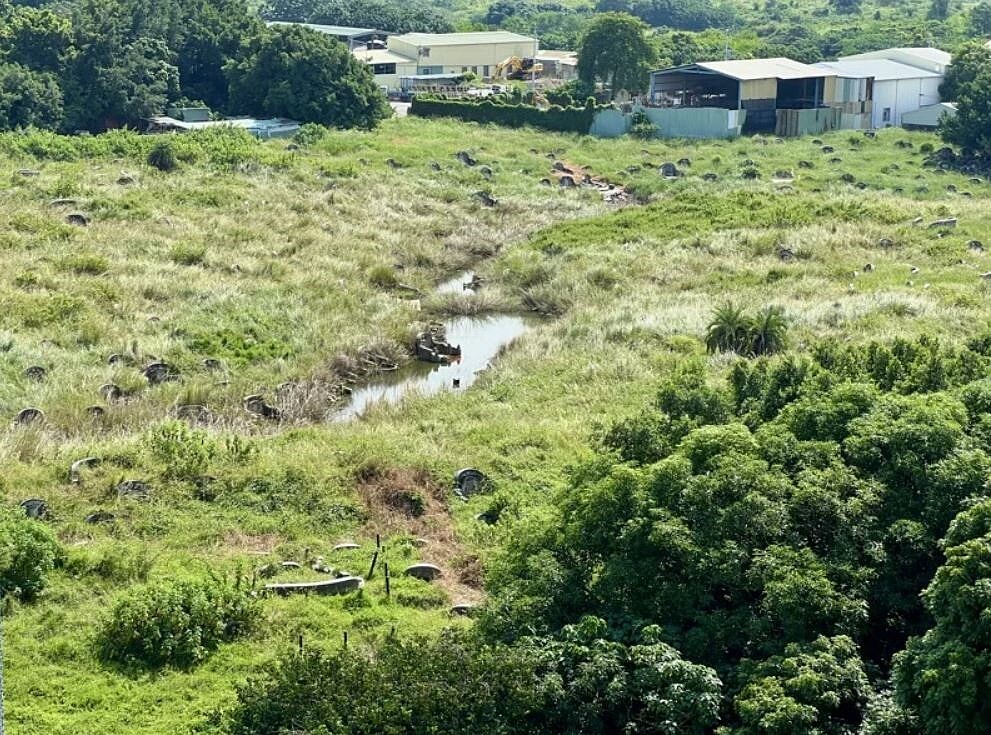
[334,274,533,421]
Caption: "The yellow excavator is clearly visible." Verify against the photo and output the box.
[493,56,543,80]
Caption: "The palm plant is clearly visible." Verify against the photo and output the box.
[705,303,753,354]
[750,305,789,355]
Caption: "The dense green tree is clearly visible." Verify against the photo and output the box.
[595,0,738,32]
[939,46,991,153]
[928,0,949,20]
[577,13,656,97]
[731,636,871,735]
[0,63,63,129]
[0,4,72,72]
[225,24,389,128]
[893,515,991,734]
[264,0,455,33]
[971,1,991,35]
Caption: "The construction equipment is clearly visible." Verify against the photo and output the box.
[493,56,543,81]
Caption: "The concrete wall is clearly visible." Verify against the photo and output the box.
[871,77,942,128]
[388,38,537,77]
[590,106,746,139]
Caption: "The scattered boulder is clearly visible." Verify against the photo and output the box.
[15,407,43,426]
[929,217,958,229]
[741,159,756,167]
[86,405,106,418]
[855,182,868,190]
[895,140,913,149]
[99,383,123,402]
[429,161,442,171]
[454,468,490,498]
[386,158,402,169]
[777,246,796,262]
[281,561,302,570]
[473,191,498,207]
[107,353,125,366]
[829,157,843,164]
[116,480,150,500]
[23,365,46,382]
[970,177,983,184]
[479,165,493,178]
[265,576,363,596]
[143,361,178,385]
[552,161,571,173]
[415,326,460,363]
[798,160,814,169]
[85,511,115,524]
[821,145,834,153]
[17,168,40,177]
[559,175,576,188]
[811,139,823,145]
[404,563,442,581]
[659,162,679,178]
[333,542,360,552]
[773,170,794,180]
[878,238,894,249]
[864,263,874,272]
[741,168,760,180]
[50,198,78,207]
[539,178,552,186]
[455,151,477,167]
[946,184,957,193]
[981,272,991,281]
[968,240,984,253]
[676,157,691,167]
[65,212,89,227]
[311,556,333,574]
[702,172,718,181]
[70,456,100,484]
[202,358,223,371]
[20,498,48,520]
[451,603,475,617]
[244,394,281,420]
[117,173,136,186]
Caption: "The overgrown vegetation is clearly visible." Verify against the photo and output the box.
[0,116,990,734]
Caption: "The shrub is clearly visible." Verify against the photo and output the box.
[0,509,62,599]
[142,420,217,481]
[169,242,207,266]
[629,110,657,139]
[98,577,257,668]
[147,139,178,172]
[410,97,597,134]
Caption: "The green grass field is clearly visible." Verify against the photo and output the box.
[3,117,990,734]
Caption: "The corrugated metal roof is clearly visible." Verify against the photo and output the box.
[815,59,942,81]
[839,47,952,66]
[354,48,416,65]
[653,57,836,81]
[267,21,381,37]
[393,31,536,46]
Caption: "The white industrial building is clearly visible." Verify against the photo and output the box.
[815,59,943,128]
[838,47,952,75]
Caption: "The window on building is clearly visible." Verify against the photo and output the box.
[472,66,478,74]
[483,65,490,77]
[372,63,396,75]
[882,107,891,123]
[418,66,442,75]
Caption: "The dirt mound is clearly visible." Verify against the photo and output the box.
[355,464,483,602]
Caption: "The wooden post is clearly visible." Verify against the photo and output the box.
[367,550,378,580]
[376,533,381,549]
[343,631,349,649]
[298,635,303,654]
[384,563,391,598]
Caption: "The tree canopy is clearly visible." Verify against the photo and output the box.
[225,24,390,129]
[577,12,656,96]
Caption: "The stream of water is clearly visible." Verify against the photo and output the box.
[333,273,532,421]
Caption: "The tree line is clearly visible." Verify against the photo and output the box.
[0,0,389,133]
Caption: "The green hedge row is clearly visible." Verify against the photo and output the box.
[410,97,597,134]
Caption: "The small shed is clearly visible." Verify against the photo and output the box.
[901,102,957,129]
[648,58,838,136]
[815,59,941,128]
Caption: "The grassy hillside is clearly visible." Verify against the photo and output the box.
[3,117,990,734]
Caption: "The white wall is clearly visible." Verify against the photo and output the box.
[870,76,941,128]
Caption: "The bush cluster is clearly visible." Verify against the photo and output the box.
[410,97,598,135]
[98,577,258,668]
[0,510,62,600]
